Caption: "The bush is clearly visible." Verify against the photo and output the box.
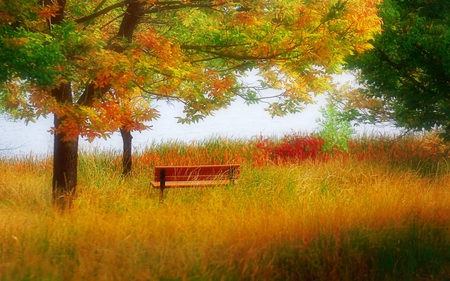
[316,103,355,152]
[253,134,326,164]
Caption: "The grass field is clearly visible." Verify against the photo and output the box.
[1,133,450,280]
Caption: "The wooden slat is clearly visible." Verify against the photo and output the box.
[151,180,232,188]
[153,164,240,182]
[152,164,240,189]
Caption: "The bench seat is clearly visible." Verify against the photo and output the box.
[152,164,240,201]
[150,180,232,188]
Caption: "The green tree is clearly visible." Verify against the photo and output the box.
[344,0,450,139]
[0,0,382,208]
[316,102,355,152]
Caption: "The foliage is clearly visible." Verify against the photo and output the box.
[315,102,355,152]
[344,0,450,139]
[326,76,397,128]
[0,0,383,140]
[253,134,327,164]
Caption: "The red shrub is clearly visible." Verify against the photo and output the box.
[252,134,327,165]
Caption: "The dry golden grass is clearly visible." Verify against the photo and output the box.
[1,144,450,280]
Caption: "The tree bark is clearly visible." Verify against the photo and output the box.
[52,83,78,209]
[52,123,79,209]
[45,0,143,207]
[120,128,133,176]
[116,1,141,176]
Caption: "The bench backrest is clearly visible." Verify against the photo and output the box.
[154,164,240,182]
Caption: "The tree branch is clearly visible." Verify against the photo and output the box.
[377,49,429,93]
[144,0,239,14]
[77,83,111,106]
[78,1,143,105]
[180,44,286,61]
[133,82,189,106]
[93,0,109,12]
[75,1,128,24]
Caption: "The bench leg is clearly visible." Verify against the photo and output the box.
[159,186,164,203]
[159,169,166,203]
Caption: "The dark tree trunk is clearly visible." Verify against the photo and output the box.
[120,128,133,176]
[52,83,78,209]
[116,1,142,176]
[52,121,79,209]
[44,0,144,208]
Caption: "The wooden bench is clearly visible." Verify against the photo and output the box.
[151,164,240,202]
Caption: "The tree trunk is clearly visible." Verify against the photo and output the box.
[52,83,78,209]
[52,118,79,209]
[120,128,133,176]
[116,1,141,176]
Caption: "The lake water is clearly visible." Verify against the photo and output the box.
[0,75,397,157]
[0,96,327,156]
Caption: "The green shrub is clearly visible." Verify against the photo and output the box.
[316,103,355,152]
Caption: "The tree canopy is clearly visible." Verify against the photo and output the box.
[1,0,382,135]
[343,0,450,138]
[0,0,382,207]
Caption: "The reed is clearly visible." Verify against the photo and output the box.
[1,134,449,280]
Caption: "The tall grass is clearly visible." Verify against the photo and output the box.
[1,134,450,280]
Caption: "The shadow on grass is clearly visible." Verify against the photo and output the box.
[270,219,450,281]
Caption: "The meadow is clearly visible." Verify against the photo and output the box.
[1,132,450,280]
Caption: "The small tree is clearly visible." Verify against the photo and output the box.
[315,102,355,152]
